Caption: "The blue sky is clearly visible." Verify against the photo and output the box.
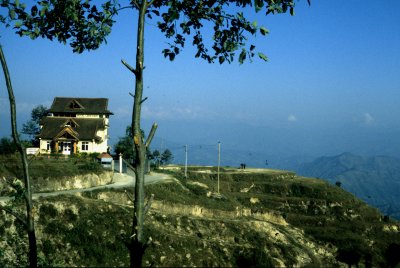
[1,1,400,166]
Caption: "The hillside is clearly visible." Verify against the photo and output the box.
[297,152,400,219]
[1,167,400,267]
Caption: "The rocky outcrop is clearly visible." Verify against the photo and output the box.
[33,171,114,192]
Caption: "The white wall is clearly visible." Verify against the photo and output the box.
[39,139,51,154]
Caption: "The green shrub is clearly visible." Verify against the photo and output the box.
[234,248,274,268]
[40,204,58,218]
[63,208,78,222]
[89,152,100,158]
[78,161,102,172]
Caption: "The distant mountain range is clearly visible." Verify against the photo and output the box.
[297,152,400,219]
[170,145,400,219]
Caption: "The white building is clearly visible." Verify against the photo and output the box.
[37,97,113,155]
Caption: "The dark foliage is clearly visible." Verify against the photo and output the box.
[336,248,362,268]
[0,136,17,154]
[1,0,117,53]
[21,104,48,145]
[234,247,274,268]
[1,0,301,64]
[385,243,400,268]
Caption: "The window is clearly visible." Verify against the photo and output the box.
[46,141,51,151]
[81,142,89,151]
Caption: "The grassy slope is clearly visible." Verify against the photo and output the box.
[0,154,104,179]
[1,166,399,267]
[0,154,106,194]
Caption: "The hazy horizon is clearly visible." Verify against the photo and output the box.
[1,1,400,167]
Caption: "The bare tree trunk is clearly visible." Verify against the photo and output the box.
[129,1,149,267]
[0,45,37,267]
[119,1,158,266]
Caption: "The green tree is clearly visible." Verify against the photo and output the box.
[115,126,135,163]
[114,126,150,165]
[161,149,173,165]
[22,104,48,145]
[151,149,160,167]
[0,136,31,155]
[2,0,304,266]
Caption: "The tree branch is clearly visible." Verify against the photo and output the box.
[117,4,137,12]
[131,0,140,9]
[0,204,27,227]
[125,190,135,203]
[146,0,157,8]
[129,92,135,98]
[140,97,148,104]
[144,194,154,215]
[145,123,158,148]
[121,59,138,77]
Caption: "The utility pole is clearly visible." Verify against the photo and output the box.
[217,141,220,194]
[184,145,188,178]
[119,153,123,174]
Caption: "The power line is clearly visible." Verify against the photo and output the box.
[217,141,220,193]
[184,145,188,178]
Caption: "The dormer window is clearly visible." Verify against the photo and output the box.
[62,119,79,128]
[68,99,84,109]
[65,121,75,127]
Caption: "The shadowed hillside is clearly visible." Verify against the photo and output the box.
[1,166,399,266]
[298,152,400,219]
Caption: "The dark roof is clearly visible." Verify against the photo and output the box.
[48,97,113,115]
[38,117,105,141]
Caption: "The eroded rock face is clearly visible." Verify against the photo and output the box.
[34,171,113,192]
[146,200,339,267]
[1,193,339,267]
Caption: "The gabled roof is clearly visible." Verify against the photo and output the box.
[48,97,113,115]
[54,127,79,141]
[38,117,105,141]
